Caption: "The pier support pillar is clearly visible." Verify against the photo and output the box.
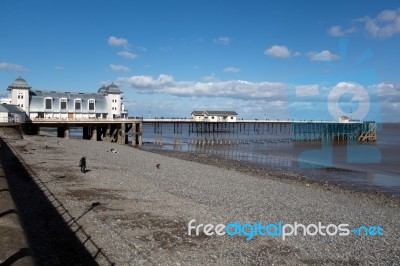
[138,123,143,145]
[132,123,137,146]
[64,126,70,139]
[131,122,143,146]
[91,126,98,141]
[117,123,125,144]
[105,124,111,142]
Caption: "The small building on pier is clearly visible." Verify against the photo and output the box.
[339,116,361,123]
[191,110,238,122]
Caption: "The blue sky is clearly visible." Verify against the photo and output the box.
[1,0,399,121]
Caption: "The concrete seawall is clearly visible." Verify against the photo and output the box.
[0,124,23,140]
[0,137,102,265]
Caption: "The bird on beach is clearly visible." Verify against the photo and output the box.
[156,163,160,169]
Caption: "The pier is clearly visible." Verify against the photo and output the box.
[21,118,143,145]
[1,118,376,146]
[148,120,377,146]
[148,120,377,145]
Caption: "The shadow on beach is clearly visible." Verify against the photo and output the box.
[0,138,114,265]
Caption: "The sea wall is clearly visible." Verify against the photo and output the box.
[0,125,23,139]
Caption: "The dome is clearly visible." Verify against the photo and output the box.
[10,76,31,89]
[106,83,122,94]
[98,85,108,93]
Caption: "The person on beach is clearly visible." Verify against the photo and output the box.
[79,156,86,173]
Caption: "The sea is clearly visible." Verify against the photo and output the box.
[41,123,400,197]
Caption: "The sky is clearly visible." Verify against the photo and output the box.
[1,0,399,121]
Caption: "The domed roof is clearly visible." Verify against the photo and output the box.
[106,83,122,94]
[9,76,31,89]
[98,85,108,93]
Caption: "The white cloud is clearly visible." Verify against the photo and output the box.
[376,83,400,121]
[328,8,400,39]
[307,50,340,61]
[109,64,130,73]
[223,67,240,73]
[377,83,400,103]
[213,37,231,45]
[0,62,29,72]
[117,51,137,59]
[108,36,129,48]
[117,74,287,100]
[295,84,319,97]
[328,25,357,37]
[53,65,64,71]
[264,45,291,58]
[363,8,400,38]
[117,75,399,121]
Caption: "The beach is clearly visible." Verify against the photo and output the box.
[1,135,400,265]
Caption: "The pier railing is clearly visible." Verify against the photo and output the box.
[29,117,143,123]
[0,117,22,123]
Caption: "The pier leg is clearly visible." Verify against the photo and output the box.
[138,123,143,146]
[91,126,97,141]
[64,126,70,139]
[105,124,111,142]
[131,123,137,146]
[117,123,125,144]
[131,122,143,146]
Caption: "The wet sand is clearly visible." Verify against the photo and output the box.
[2,135,400,265]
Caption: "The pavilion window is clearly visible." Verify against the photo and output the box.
[60,98,67,110]
[88,99,95,111]
[45,98,52,110]
[75,99,82,110]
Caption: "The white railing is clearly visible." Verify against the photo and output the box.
[142,118,192,122]
[239,119,342,123]
[143,118,345,123]
[0,117,21,123]
[30,117,143,122]
[21,117,367,124]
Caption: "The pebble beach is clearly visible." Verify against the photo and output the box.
[2,135,400,265]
